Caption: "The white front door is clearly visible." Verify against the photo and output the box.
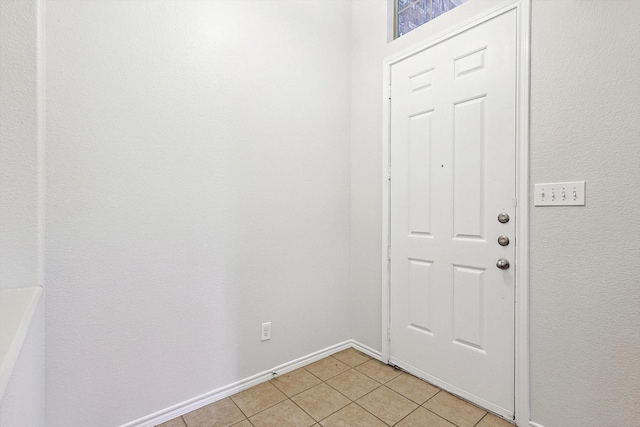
[389,10,517,417]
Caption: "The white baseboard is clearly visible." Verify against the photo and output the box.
[350,341,382,361]
[529,421,544,427]
[120,339,378,427]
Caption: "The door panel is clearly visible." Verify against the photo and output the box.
[389,10,516,416]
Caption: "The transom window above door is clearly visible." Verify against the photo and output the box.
[397,0,469,37]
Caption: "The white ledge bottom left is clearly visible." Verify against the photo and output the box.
[0,286,42,402]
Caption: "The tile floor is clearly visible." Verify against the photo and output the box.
[157,348,513,427]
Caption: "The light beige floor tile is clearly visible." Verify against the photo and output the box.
[183,397,245,427]
[249,399,315,427]
[330,348,371,367]
[230,382,287,418]
[304,357,350,381]
[230,421,253,427]
[385,373,440,404]
[271,368,322,397]
[423,391,486,427]
[291,383,351,421]
[157,416,187,427]
[319,403,387,427]
[395,407,456,427]
[356,386,418,425]
[325,369,380,401]
[476,413,514,427]
[354,359,402,384]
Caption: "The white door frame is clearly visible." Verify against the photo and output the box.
[381,1,531,425]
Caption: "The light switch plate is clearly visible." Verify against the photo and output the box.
[534,181,585,206]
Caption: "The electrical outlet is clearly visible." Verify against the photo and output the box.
[261,322,271,341]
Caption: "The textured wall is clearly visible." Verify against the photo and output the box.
[45,1,352,425]
[0,1,44,423]
[350,1,640,426]
[32,0,640,425]
[0,0,39,290]
[529,1,640,426]
[349,0,387,352]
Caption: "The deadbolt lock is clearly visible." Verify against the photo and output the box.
[497,212,510,223]
[498,235,510,246]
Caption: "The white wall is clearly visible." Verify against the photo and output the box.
[44,1,352,425]
[0,1,45,426]
[349,0,388,352]
[529,1,640,426]
[21,0,639,425]
[0,0,39,290]
[350,1,640,426]
[0,296,45,427]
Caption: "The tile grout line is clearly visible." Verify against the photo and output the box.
[473,412,490,427]
[230,386,289,421]
[290,393,345,426]
[390,404,422,427]
[353,359,418,426]
[417,389,474,427]
[355,367,392,384]
[383,376,445,426]
[473,411,517,427]
[228,395,255,426]
[360,384,420,426]
[288,375,351,426]
[421,390,466,427]
[301,362,375,425]
[420,389,491,427]
[423,406,465,427]
[351,400,394,426]
[285,396,320,426]
[338,374,402,426]
[232,417,255,427]
[270,366,322,399]
[383,388,472,427]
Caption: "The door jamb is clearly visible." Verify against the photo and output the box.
[381,1,531,425]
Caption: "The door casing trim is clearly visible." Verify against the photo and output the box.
[381,1,531,425]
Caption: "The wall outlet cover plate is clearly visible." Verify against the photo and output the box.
[534,181,586,206]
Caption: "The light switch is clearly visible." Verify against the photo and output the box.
[534,181,585,206]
